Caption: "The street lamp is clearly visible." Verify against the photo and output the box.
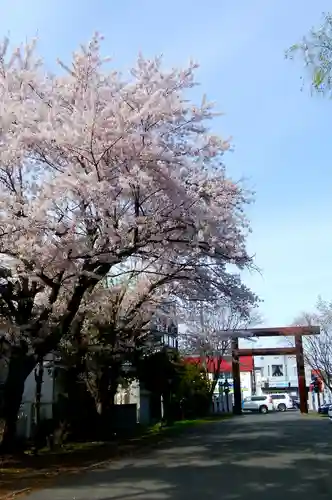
[223,379,231,413]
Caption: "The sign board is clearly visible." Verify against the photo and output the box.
[270,381,289,388]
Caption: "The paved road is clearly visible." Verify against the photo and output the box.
[26,412,332,499]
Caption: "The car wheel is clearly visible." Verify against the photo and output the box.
[259,405,268,414]
[278,403,286,412]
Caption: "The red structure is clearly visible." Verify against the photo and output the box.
[231,326,320,415]
[185,356,253,373]
[309,370,324,393]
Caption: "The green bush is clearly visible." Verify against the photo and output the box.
[174,362,212,419]
[137,350,212,422]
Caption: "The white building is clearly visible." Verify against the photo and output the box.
[254,354,312,396]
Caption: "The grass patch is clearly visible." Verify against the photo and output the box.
[302,411,330,419]
[23,440,107,457]
[145,414,232,436]
[0,414,232,497]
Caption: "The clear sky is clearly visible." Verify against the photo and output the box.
[3,0,332,328]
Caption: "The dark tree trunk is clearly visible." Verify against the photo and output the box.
[162,390,174,425]
[0,272,111,452]
[34,357,44,428]
[1,354,35,452]
[95,364,121,438]
[209,356,223,397]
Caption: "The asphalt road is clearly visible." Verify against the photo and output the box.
[25,412,332,500]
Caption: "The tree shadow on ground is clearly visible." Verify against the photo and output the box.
[24,413,332,500]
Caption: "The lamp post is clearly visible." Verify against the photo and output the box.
[223,379,230,413]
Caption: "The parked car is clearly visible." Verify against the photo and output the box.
[318,402,332,415]
[269,393,295,412]
[242,395,274,414]
[328,405,332,421]
[291,397,300,409]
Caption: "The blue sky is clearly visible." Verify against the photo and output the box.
[3,0,332,328]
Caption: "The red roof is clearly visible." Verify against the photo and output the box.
[184,355,253,373]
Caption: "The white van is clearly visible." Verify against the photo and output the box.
[269,393,294,412]
[242,395,274,414]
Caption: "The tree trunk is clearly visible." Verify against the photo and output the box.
[162,390,175,425]
[34,357,44,428]
[1,354,34,452]
[209,356,223,396]
[95,365,121,438]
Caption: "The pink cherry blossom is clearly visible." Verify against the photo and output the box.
[0,33,256,360]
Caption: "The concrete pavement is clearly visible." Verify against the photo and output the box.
[25,412,332,499]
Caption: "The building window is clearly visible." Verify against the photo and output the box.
[272,365,283,377]
[268,365,270,376]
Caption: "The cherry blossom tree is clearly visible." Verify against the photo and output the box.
[180,299,260,394]
[62,273,174,416]
[294,297,332,393]
[0,33,256,448]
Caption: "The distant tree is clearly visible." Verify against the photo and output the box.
[286,12,332,96]
[180,299,259,394]
[293,297,332,393]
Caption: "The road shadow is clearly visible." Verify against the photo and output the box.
[25,413,332,500]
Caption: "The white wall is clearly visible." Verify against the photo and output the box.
[16,357,55,439]
[22,357,55,404]
[254,354,312,388]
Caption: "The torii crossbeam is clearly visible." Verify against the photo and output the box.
[231,326,320,415]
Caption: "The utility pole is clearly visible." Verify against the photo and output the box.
[251,357,256,395]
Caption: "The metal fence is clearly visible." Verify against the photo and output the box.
[211,394,233,414]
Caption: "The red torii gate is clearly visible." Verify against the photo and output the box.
[231,326,320,415]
